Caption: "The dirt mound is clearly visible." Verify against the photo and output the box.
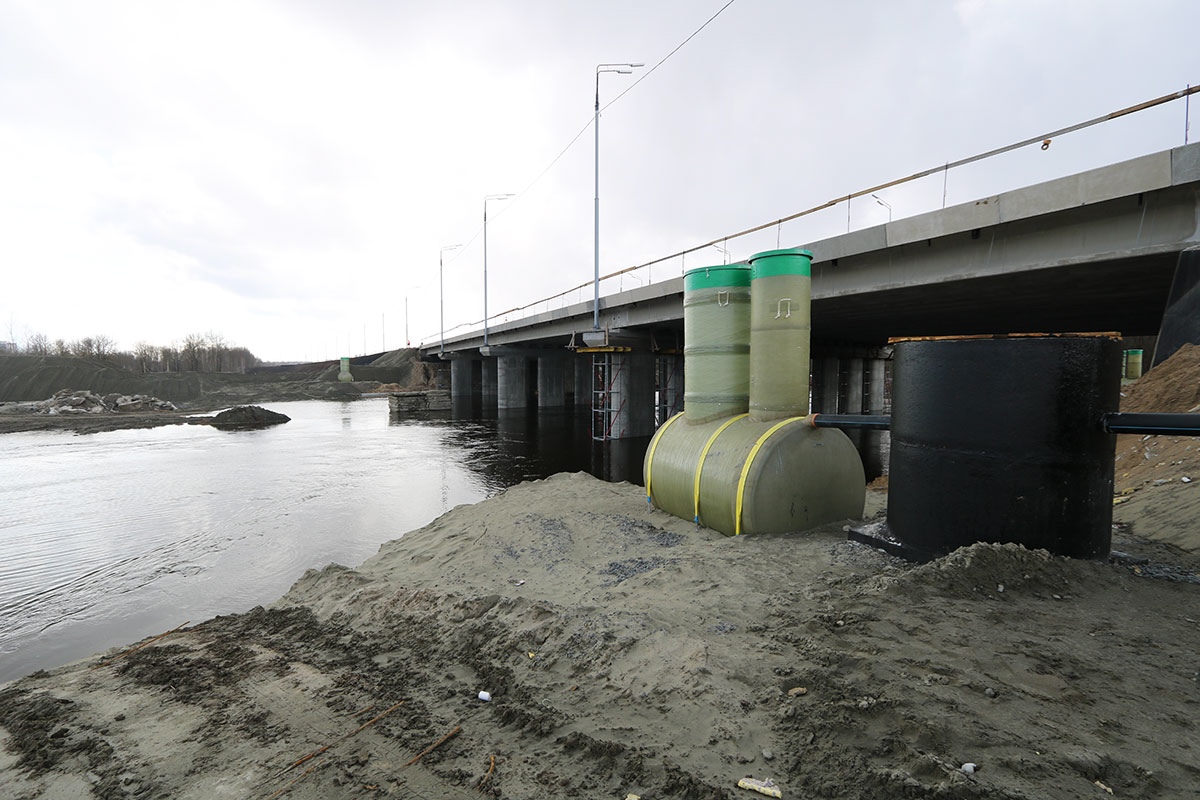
[0,354,423,413]
[873,541,1108,600]
[1119,342,1200,413]
[0,356,205,404]
[1109,344,1200,551]
[1114,344,1200,499]
[208,405,290,428]
[5,473,1197,798]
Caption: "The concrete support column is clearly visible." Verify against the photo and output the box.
[537,355,566,408]
[563,357,577,404]
[574,353,591,407]
[497,356,529,409]
[655,353,684,423]
[863,357,890,480]
[450,358,473,398]
[610,353,656,438]
[482,358,498,402]
[867,358,887,413]
[843,357,865,414]
[820,357,840,414]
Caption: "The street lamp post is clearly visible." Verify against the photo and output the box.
[483,193,514,346]
[439,243,461,355]
[594,61,643,331]
[872,193,893,222]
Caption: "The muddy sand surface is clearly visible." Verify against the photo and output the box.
[4,346,1200,798]
[1,471,1198,800]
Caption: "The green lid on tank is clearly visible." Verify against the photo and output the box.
[684,263,751,292]
[748,247,813,279]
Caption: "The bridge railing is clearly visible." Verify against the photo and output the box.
[424,85,1199,349]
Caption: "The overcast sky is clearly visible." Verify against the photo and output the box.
[1,0,1196,362]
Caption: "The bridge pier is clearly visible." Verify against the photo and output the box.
[816,357,840,414]
[573,353,590,406]
[497,355,531,409]
[591,351,656,439]
[450,357,475,398]
[804,352,890,480]
[482,358,497,404]
[655,353,684,424]
[538,355,566,408]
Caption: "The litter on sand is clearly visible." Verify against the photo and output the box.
[737,776,782,797]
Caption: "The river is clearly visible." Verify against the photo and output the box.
[0,398,649,684]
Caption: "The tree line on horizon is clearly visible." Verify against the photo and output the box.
[5,331,259,374]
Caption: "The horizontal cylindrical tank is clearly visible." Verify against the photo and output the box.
[646,247,865,536]
[644,413,866,535]
[749,248,813,422]
[885,333,1123,560]
[683,264,751,423]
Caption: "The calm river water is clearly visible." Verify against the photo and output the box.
[0,398,649,684]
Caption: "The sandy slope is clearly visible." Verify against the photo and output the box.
[2,473,1197,800]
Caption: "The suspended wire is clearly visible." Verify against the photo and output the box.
[443,0,741,267]
[602,0,739,114]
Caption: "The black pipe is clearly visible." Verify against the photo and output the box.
[1103,412,1200,436]
[809,412,1200,436]
[808,413,892,431]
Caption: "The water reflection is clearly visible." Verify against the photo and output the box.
[393,399,650,487]
[0,398,651,684]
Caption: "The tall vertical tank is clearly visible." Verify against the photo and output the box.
[645,249,865,535]
[683,264,751,423]
[749,248,812,421]
[880,333,1122,560]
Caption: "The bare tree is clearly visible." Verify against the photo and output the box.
[70,337,96,358]
[24,332,50,355]
[52,339,70,356]
[133,341,158,373]
[92,334,116,360]
[180,334,204,372]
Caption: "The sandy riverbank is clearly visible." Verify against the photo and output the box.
[1,470,1198,800]
[4,347,1200,798]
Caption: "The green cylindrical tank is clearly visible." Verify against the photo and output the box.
[644,249,865,536]
[1125,349,1143,379]
[644,414,865,535]
[338,357,354,382]
[683,264,751,423]
[748,248,813,421]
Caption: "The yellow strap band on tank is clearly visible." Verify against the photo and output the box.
[693,413,748,525]
[735,416,805,535]
[644,411,684,504]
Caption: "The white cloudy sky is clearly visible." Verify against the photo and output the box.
[1,0,1195,362]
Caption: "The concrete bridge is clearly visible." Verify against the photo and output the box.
[422,141,1200,439]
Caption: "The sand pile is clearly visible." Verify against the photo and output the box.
[2,473,1198,799]
[1113,343,1200,552]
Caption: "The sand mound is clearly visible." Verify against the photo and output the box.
[1113,343,1200,551]
[4,473,1197,799]
[1119,342,1200,414]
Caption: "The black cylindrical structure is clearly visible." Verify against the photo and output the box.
[884,334,1123,561]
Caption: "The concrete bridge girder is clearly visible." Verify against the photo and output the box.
[428,142,1200,433]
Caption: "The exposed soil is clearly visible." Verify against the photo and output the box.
[2,348,1199,798]
[1,470,1198,800]
[0,350,444,435]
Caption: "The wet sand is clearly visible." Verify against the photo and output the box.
[1,471,1197,800]
[3,347,1200,798]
